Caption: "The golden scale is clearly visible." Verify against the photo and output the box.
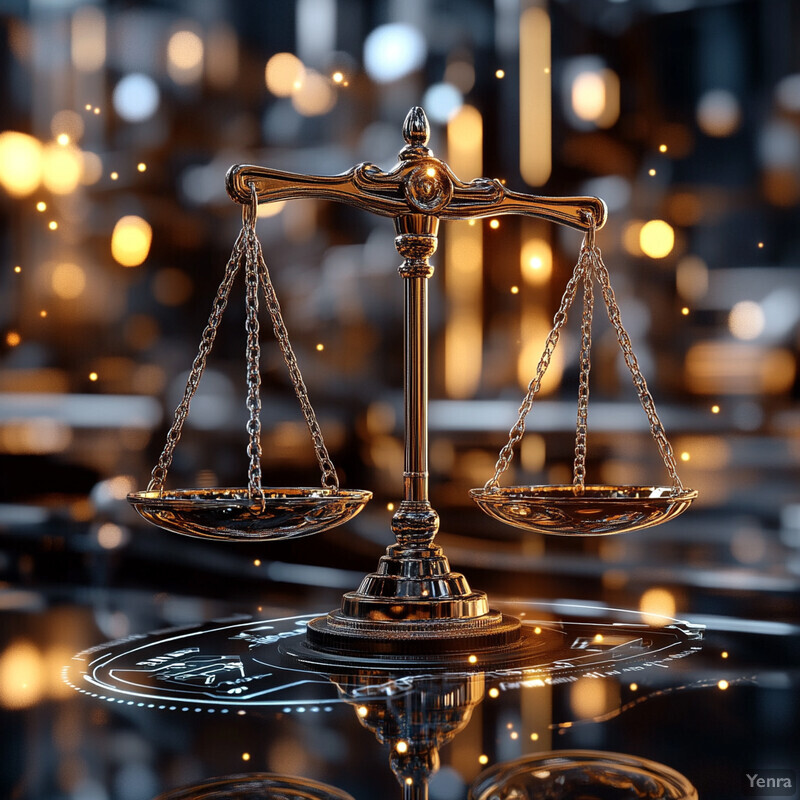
[128,107,697,664]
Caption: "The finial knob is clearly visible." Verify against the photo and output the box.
[403,107,430,146]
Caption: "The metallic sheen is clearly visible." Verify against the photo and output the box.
[469,485,698,536]
[127,488,371,541]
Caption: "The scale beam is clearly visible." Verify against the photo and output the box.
[226,108,606,233]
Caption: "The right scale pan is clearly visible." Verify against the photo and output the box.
[473,228,696,536]
[469,485,698,536]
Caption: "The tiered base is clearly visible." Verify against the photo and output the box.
[304,542,522,659]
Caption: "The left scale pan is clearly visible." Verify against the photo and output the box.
[128,184,370,541]
[128,488,372,542]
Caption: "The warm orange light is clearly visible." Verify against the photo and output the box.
[639,219,675,259]
[488,688,499,698]
[0,640,44,709]
[42,142,83,195]
[316,343,324,351]
[0,131,43,197]
[111,215,153,267]
[519,6,551,186]
[495,69,505,79]
[479,755,489,765]
[711,405,720,414]
[51,263,86,299]
[5,331,21,347]
[265,52,305,97]
[292,71,336,116]
[88,372,98,381]
[137,162,146,172]
[717,680,729,691]
[639,587,676,625]
[395,741,409,754]
[167,30,204,84]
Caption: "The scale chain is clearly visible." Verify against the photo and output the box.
[591,245,684,492]
[573,246,595,488]
[243,220,266,510]
[147,230,246,492]
[250,214,340,491]
[484,244,587,491]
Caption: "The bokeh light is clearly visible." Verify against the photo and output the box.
[728,301,765,340]
[696,89,741,137]
[112,73,160,123]
[265,52,305,97]
[0,131,42,197]
[363,23,426,83]
[51,262,87,299]
[639,219,675,259]
[111,215,153,267]
[41,142,82,195]
[167,29,204,84]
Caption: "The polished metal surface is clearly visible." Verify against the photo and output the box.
[127,487,372,541]
[469,485,698,536]
[469,750,698,800]
[156,773,356,800]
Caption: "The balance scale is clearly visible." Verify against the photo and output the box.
[128,107,697,664]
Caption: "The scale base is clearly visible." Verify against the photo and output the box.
[304,539,522,659]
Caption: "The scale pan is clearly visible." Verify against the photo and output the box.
[128,487,372,541]
[469,485,697,536]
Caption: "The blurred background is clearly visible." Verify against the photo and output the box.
[0,0,799,798]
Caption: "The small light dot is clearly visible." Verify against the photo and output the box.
[387,502,395,511]
[717,679,729,690]
[396,741,408,754]
[757,241,764,249]
[85,104,92,111]
[544,67,550,74]
[6,331,21,347]
[405,778,413,786]
[253,559,261,566]
[533,626,542,634]
[89,372,99,382]
[711,404,720,414]
[659,144,668,153]
[468,654,478,664]
[594,633,604,643]
[257,606,262,611]
[316,343,324,351]
[39,310,47,318]
[680,451,690,462]
[332,71,344,83]
[57,133,70,146]
[36,201,47,212]
[241,752,250,761]
[237,710,246,716]
[721,651,729,659]
[479,755,489,765]
[629,682,638,691]
[48,221,58,230]
[681,307,690,315]
[648,168,656,176]
[137,162,147,172]
[468,219,476,226]
[510,731,519,740]
[357,705,368,718]
[510,285,519,294]
[489,219,500,229]
[14,266,21,273]
[530,732,539,741]
[495,69,505,79]
[110,172,119,180]
[488,688,499,698]
[426,167,436,177]
[93,107,101,115]
[342,80,349,87]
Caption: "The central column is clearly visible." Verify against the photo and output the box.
[392,214,440,548]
